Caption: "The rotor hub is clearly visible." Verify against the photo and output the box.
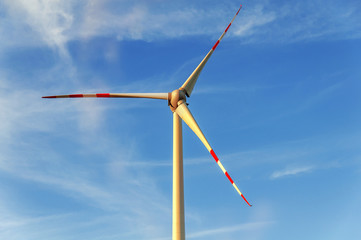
[169,89,187,112]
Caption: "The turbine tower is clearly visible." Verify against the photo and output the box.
[43,4,251,240]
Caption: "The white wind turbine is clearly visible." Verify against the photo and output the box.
[43,4,251,240]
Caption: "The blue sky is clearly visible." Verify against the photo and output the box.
[1,0,361,239]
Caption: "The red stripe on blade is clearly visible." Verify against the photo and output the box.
[69,94,83,98]
[96,93,110,97]
[212,40,220,50]
[237,5,242,15]
[241,194,252,207]
[210,149,219,162]
[225,23,232,33]
[42,96,56,98]
[225,172,234,184]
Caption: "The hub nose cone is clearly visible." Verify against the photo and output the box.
[169,89,186,112]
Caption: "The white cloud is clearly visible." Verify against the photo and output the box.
[0,73,172,239]
[2,0,74,57]
[233,0,361,43]
[270,166,314,179]
[0,79,64,141]
[77,1,229,41]
[1,0,360,56]
[187,221,274,239]
[234,4,277,38]
[1,0,225,55]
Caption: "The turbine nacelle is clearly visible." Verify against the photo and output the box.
[168,89,187,112]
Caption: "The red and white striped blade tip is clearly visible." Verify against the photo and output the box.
[42,93,111,98]
[241,195,252,207]
[210,149,252,207]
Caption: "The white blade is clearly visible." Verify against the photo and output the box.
[43,93,169,100]
[180,5,242,97]
[175,101,252,206]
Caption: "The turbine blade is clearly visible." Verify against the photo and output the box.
[175,102,251,206]
[42,93,169,100]
[180,4,242,97]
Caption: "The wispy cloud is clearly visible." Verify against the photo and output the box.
[2,0,74,57]
[294,82,344,114]
[2,0,360,58]
[234,4,277,38]
[207,130,361,181]
[234,0,361,43]
[0,0,228,55]
[270,166,314,179]
[187,221,274,239]
[0,73,172,239]
[0,135,172,240]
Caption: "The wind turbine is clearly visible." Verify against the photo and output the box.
[43,4,251,240]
